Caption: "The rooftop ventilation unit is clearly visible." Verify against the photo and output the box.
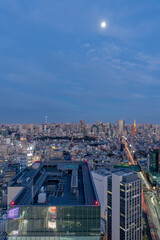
[38,192,46,203]
[71,169,78,194]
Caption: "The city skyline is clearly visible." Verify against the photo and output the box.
[0,119,158,125]
[0,0,160,122]
[0,114,160,239]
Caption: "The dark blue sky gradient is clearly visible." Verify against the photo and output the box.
[0,0,160,123]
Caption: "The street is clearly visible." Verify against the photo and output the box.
[123,138,160,240]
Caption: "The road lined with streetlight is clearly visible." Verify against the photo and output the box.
[122,137,160,240]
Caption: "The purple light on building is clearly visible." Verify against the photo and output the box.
[8,207,19,219]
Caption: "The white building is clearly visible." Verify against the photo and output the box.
[92,169,111,234]
[92,169,142,240]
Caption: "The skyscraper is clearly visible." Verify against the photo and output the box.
[39,124,43,134]
[148,149,160,186]
[117,120,124,135]
[149,149,160,173]
[92,169,142,240]
[79,120,85,134]
[107,171,142,240]
[30,124,34,134]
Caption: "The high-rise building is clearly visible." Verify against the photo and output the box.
[107,171,142,240]
[66,123,70,136]
[106,123,110,129]
[92,169,142,240]
[7,161,101,240]
[149,149,160,173]
[1,129,7,138]
[79,120,85,134]
[30,124,34,134]
[148,149,160,186]
[97,122,104,133]
[39,124,43,134]
[91,124,99,135]
[117,120,124,135]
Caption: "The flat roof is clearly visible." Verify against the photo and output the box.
[93,169,111,176]
[9,161,99,206]
[113,169,140,183]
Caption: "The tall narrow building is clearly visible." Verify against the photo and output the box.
[79,120,85,134]
[92,169,142,240]
[92,170,111,234]
[134,120,137,133]
[149,149,160,173]
[107,171,142,240]
[117,120,124,135]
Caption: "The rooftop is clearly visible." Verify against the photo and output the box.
[9,161,98,206]
[113,169,140,183]
[93,169,111,177]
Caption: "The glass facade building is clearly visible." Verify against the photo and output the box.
[149,149,160,186]
[8,206,100,240]
[7,161,101,239]
[150,149,160,173]
[107,171,142,240]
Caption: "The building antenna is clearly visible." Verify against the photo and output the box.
[45,116,48,124]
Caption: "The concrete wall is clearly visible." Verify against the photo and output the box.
[92,172,108,220]
[7,187,23,205]
[112,173,122,240]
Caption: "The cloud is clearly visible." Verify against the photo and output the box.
[87,48,96,54]
[82,43,90,48]
[137,53,160,70]
[130,93,146,99]
[0,0,160,122]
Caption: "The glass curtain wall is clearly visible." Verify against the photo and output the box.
[7,206,100,240]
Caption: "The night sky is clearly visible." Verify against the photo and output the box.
[0,0,160,123]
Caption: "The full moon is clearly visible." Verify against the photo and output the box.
[101,21,107,28]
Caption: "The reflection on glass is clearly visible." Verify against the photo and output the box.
[8,206,100,238]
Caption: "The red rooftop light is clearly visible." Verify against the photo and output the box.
[11,201,15,205]
[85,159,87,162]
[95,201,98,205]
